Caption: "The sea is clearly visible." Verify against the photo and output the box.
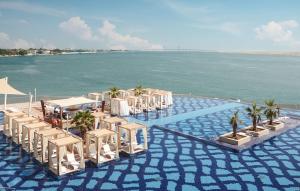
[0,51,299,105]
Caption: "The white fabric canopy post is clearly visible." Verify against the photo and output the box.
[0,77,26,110]
[28,92,33,116]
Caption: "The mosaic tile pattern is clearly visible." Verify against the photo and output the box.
[0,127,300,190]
[165,105,252,139]
[0,97,300,191]
[133,96,229,121]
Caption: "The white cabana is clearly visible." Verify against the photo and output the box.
[48,135,85,176]
[33,128,68,163]
[102,117,127,132]
[3,111,26,137]
[111,98,129,116]
[12,116,39,144]
[118,123,148,155]
[45,97,98,128]
[86,129,119,165]
[92,111,108,129]
[88,92,102,107]
[0,77,26,110]
[21,122,52,152]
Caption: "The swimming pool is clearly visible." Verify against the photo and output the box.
[0,96,299,190]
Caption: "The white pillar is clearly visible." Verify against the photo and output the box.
[28,92,33,116]
[34,88,37,102]
[4,77,8,110]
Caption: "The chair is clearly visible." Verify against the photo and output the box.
[103,144,115,159]
[66,153,80,170]
[89,144,97,159]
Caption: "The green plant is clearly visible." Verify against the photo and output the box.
[246,101,262,131]
[264,99,278,125]
[134,85,145,96]
[71,111,94,140]
[109,87,120,98]
[230,111,243,138]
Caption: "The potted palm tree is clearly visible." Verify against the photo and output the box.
[134,85,145,97]
[243,102,269,137]
[263,99,284,131]
[109,87,120,98]
[71,111,94,142]
[219,111,250,145]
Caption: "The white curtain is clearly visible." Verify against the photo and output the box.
[75,142,84,168]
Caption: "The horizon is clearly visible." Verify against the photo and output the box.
[0,1,300,51]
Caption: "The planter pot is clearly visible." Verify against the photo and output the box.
[242,126,269,137]
[219,132,251,145]
[263,121,285,131]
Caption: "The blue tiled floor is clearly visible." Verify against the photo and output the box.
[0,96,300,191]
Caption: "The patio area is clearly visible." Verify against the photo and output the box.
[0,95,299,190]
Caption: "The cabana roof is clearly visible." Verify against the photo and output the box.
[103,117,127,124]
[87,129,115,137]
[120,123,146,130]
[14,116,37,122]
[39,128,65,137]
[45,97,98,108]
[50,136,81,147]
[24,122,50,129]
[0,78,25,95]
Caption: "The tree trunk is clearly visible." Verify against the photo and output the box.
[252,116,257,131]
[232,123,237,138]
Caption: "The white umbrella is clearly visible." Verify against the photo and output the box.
[0,77,26,110]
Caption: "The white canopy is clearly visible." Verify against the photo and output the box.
[0,78,25,95]
[46,97,98,108]
[1,77,26,110]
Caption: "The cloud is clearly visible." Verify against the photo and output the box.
[0,32,10,41]
[14,39,35,49]
[0,32,36,49]
[39,39,56,49]
[255,20,299,44]
[99,20,163,50]
[0,1,65,17]
[59,17,98,40]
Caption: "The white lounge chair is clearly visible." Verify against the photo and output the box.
[103,144,115,159]
[66,153,80,170]
[89,144,97,159]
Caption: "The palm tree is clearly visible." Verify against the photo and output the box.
[276,105,281,117]
[246,102,262,131]
[264,99,278,125]
[109,87,120,98]
[71,111,94,141]
[230,111,243,138]
[134,85,145,96]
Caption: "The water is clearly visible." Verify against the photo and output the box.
[0,51,299,104]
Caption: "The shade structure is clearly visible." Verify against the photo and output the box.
[11,116,39,144]
[102,117,127,131]
[86,129,119,165]
[45,96,98,128]
[48,135,85,176]
[118,122,148,155]
[0,77,26,110]
[33,128,68,163]
[21,122,52,152]
[45,97,98,108]
[3,111,26,137]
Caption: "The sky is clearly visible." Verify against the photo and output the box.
[0,0,300,51]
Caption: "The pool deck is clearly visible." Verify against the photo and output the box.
[0,95,300,190]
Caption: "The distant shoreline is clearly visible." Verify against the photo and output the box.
[1,50,300,57]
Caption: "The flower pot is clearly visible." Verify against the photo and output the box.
[242,126,269,137]
[219,132,251,145]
